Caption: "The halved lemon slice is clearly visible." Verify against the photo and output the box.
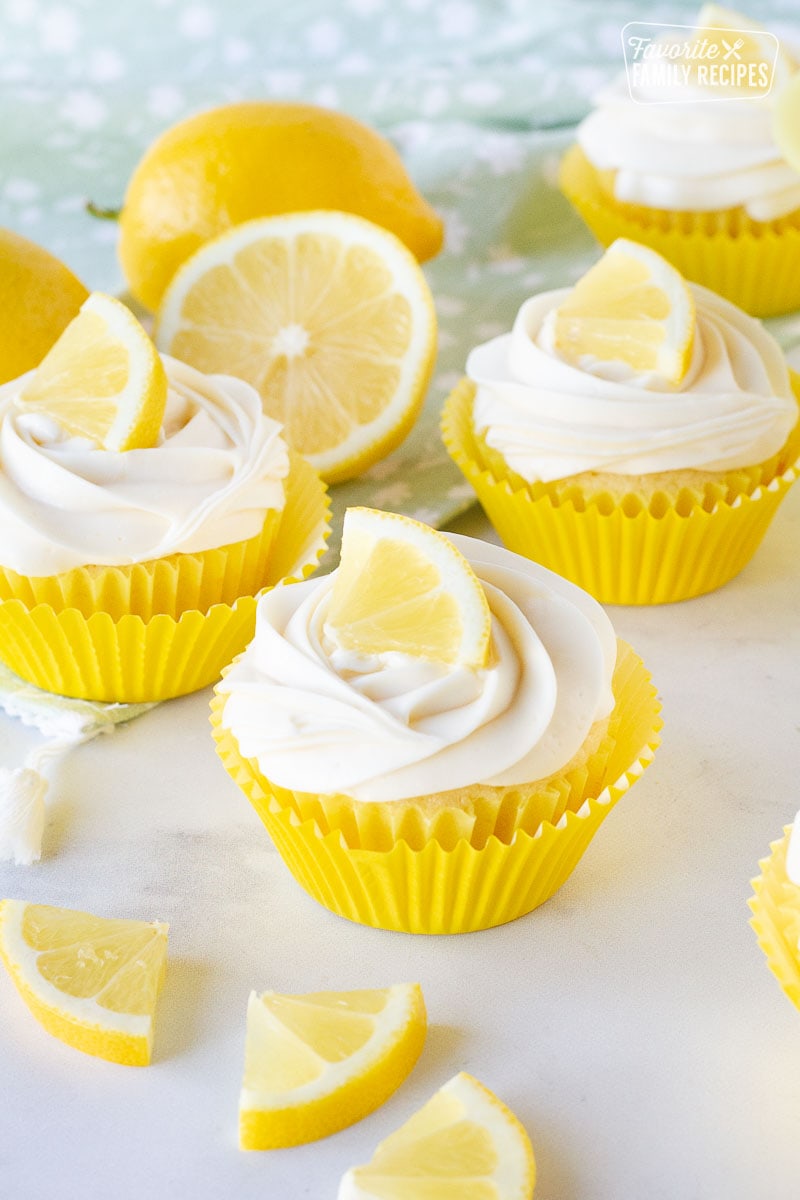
[0,899,168,1066]
[325,508,492,669]
[240,982,426,1150]
[550,239,695,386]
[154,211,437,483]
[338,1071,536,1200]
[16,292,168,450]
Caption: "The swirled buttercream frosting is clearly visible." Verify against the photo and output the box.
[0,356,289,575]
[219,534,617,803]
[577,57,800,222]
[468,284,797,483]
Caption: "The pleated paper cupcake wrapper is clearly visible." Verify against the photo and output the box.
[442,379,800,605]
[560,145,800,318]
[0,454,330,703]
[214,640,635,854]
[210,642,661,934]
[0,506,284,621]
[469,393,800,517]
[749,827,800,1013]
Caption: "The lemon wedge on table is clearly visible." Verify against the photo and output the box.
[551,239,695,386]
[325,508,492,670]
[338,1071,536,1200]
[240,983,426,1150]
[0,900,168,1066]
[154,211,437,484]
[16,291,168,451]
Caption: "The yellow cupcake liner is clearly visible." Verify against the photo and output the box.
[0,453,330,703]
[0,506,284,621]
[560,145,800,318]
[226,700,627,854]
[210,641,661,935]
[749,827,800,1013]
[441,378,800,605]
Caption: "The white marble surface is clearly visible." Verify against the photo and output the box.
[0,490,799,1200]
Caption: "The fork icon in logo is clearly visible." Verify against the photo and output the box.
[722,36,745,60]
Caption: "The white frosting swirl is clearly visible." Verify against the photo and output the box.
[219,534,617,803]
[468,285,797,483]
[0,356,289,575]
[578,73,800,223]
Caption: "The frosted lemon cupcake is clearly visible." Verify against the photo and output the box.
[750,813,800,1012]
[211,508,661,934]
[442,239,800,604]
[560,5,800,316]
[0,292,329,700]
[0,356,291,615]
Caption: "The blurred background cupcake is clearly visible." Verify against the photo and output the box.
[0,292,329,702]
[442,238,800,604]
[212,507,661,934]
[750,813,800,1012]
[560,5,800,317]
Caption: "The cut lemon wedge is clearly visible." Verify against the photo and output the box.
[338,1071,536,1200]
[0,899,168,1066]
[154,211,437,483]
[240,982,426,1150]
[551,239,695,386]
[325,508,492,669]
[16,292,168,450]
[773,70,800,175]
[693,6,794,92]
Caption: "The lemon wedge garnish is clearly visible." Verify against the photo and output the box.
[325,507,492,670]
[240,983,426,1150]
[154,211,437,484]
[773,69,800,176]
[551,239,696,386]
[338,1071,536,1200]
[693,6,795,92]
[0,900,168,1066]
[16,292,168,450]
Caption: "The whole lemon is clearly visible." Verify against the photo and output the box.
[0,229,88,384]
[119,102,445,311]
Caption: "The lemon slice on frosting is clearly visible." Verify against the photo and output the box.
[693,6,795,92]
[338,1071,536,1200]
[551,239,695,386]
[772,69,800,175]
[17,291,168,450]
[326,508,492,670]
[240,982,426,1150]
[0,899,168,1066]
